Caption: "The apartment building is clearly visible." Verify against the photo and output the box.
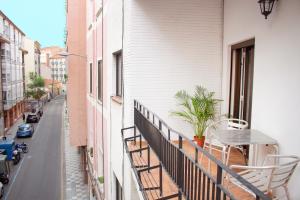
[24,38,41,87]
[65,0,88,184]
[40,46,65,80]
[86,0,106,199]
[0,11,26,131]
[49,54,67,83]
[34,41,41,76]
[67,0,300,199]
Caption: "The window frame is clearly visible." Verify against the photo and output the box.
[89,63,93,94]
[97,60,103,102]
[114,51,123,97]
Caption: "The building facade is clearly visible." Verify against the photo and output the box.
[24,37,41,86]
[0,11,26,132]
[49,55,67,83]
[65,0,88,186]
[66,0,300,199]
[34,41,41,76]
[40,46,64,80]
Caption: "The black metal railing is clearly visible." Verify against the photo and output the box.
[122,100,270,200]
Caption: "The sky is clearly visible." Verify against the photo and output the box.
[0,0,66,47]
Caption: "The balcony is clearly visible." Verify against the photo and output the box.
[0,26,10,43]
[122,101,270,200]
[19,41,28,53]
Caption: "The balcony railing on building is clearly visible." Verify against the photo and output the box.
[122,100,270,200]
[0,25,10,43]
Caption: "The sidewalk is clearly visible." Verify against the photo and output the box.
[64,104,89,200]
[4,118,24,140]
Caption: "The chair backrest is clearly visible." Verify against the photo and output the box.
[226,118,248,130]
[205,118,248,137]
[263,155,300,190]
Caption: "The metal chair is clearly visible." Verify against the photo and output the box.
[200,118,248,167]
[228,155,300,199]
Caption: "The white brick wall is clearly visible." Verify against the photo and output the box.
[123,0,223,138]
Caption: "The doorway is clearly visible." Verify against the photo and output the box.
[229,39,255,161]
[229,39,255,127]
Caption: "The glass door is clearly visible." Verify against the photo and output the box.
[229,40,255,127]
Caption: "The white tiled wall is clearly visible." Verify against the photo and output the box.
[123,0,224,138]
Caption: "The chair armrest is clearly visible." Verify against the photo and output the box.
[230,164,275,170]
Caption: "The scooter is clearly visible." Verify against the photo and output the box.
[0,173,9,184]
[12,149,21,165]
[15,143,28,153]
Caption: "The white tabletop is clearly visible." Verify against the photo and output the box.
[211,129,277,146]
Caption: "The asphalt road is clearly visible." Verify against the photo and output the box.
[4,96,65,200]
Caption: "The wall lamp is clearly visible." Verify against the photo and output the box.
[258,0,277,19]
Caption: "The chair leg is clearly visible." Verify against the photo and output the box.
[284,186,290,200]
[222,145,228,165]
[225,146,231,166]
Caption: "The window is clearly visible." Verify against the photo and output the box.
[115,51,122,97]
[90,63,93,94]
[2,91,6,101]
[97,60,103,101]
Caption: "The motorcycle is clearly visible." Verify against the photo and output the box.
[0,173,9,184]
[12,149,21,165]
[15,143,28,153]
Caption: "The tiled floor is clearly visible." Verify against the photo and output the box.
[64,105,89,200]
[128,139,257,200]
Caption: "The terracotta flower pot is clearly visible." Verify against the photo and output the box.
[194,135,205,148]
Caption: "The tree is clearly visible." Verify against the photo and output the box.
[26,74,46,102]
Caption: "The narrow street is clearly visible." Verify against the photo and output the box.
[4,96,64,200]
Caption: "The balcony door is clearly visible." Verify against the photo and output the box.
[229,39,255,127]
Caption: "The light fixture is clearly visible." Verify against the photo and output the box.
[258,0,276,19]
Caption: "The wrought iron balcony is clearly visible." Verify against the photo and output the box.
[122,100,270,200]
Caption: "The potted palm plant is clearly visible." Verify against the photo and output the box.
[171,86,221,147]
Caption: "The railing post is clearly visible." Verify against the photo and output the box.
[147,145,150,172]
[178,191,182,200]
[168,129,170,140]
[159,163,163,196]
[177,136,183,188]
[195,148,198,164]
[216,165,223,200]
[159,120,162,160]
[134,126,136,145]
[139,134,142,157]
[178,135,182,149]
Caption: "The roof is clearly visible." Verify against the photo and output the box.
[41,46,63,51]
[19,124,31,128]
[50,54,65,59]
[0,10,25,36]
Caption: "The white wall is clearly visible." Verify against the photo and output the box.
[124,0,224,139]
[223,0,300,198]
[105,0,125,199]
[24,37,35,84]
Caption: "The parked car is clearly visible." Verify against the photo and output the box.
[16,124,34,138]
[0,182,3,199]
[26,112,40,123]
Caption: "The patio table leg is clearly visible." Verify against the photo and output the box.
[222,145,227,164]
